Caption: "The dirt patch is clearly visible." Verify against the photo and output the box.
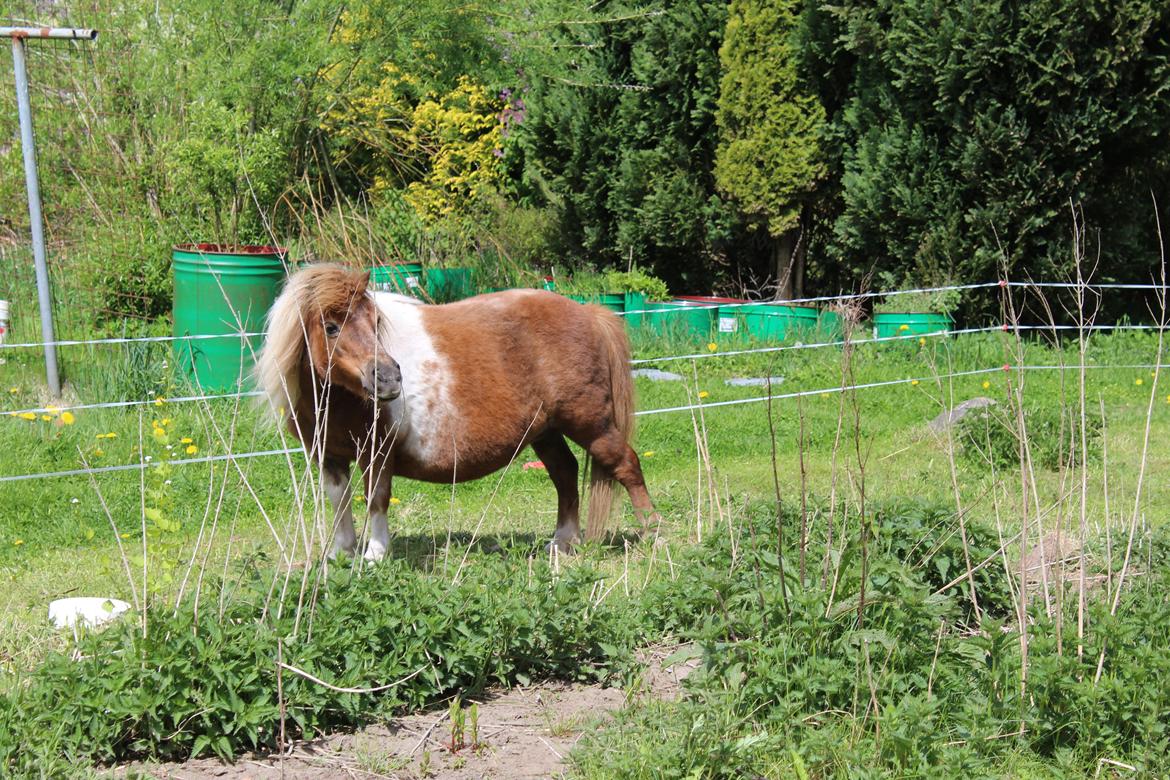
[118,644,699,780]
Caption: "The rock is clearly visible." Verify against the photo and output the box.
[632,368,684,382]
[724,376,785,387]
[929,397,997,433]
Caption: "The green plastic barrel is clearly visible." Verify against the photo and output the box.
[720,303,819,341]
[370,261,423,296]
[596,292,625,313]
[424,267,473,302]
[641,299,720,339]
[873,312,954,339]
[172,244,287,392]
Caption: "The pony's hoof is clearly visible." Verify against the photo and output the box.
[363,540,387,562]
[546,537,577,554]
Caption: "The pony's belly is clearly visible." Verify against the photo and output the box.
[392,452,515,484]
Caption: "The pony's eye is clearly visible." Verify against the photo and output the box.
[324,322,340,338]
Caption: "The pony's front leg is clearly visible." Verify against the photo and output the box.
[362,455,393,562]
[323,458,358,558]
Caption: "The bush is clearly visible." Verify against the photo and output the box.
[957,401,1102,471]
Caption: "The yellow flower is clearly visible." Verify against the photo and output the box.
[899,324,910,331]
[13,539,23,546]
[19,412,36,420]
[910,379,920,386]
[820,392,830,398]
[982,381,991,390]
[44,405,60,416]
[185,445,197,455]
[94,448,104,457]
[707,342,717,352]
[277,405,286,417]
[1136,378,1144,386]
[152,427,166,438]
[389,497,401,505]
[642,450,655,458]
[60,412,75,425]
[161,418,172,426]
[41,415,52,421]
[7,387,17,394]
[120,533,129,539]
[154,397,165,406]
[180,437,193,444]
[698,391,709,399]
[918,337,926,346]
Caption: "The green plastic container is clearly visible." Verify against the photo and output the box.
[424,267,473,302]
[622,292,648,328]
[818,309,844,340]
[718,303,819,341]
[873,312,954,339]
[370,261,423,296]
[596,292,625,313]
[642,298,723,338]
[172,244,287,392]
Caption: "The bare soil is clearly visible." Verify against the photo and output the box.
[117,645,699,780]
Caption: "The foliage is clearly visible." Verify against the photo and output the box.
[0,553,640,773]
[874,290,962,316]
[803,0,1170,314]
[603,268,672,301]
[166,99,286,244]
[714,0,825,238]
[514,0,740,290]
[575,510,1170,778]
[957,400,1102,471]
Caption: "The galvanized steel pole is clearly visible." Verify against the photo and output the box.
[3,27,98,396]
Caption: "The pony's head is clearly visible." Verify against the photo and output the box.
[258,264,401,413]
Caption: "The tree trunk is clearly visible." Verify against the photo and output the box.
[772,229,801,300]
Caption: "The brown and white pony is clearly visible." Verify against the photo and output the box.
[256,264,658,560]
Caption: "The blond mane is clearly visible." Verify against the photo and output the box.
[254,263,369,418]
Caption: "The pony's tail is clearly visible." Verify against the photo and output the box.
[586,308,635,541]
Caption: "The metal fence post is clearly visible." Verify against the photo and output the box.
[3,27,99,397]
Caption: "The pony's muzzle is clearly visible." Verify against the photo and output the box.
[365,358,402,402]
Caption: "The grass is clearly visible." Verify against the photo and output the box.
[1,318,1169,775]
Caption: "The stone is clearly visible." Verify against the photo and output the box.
[929,397,997,433]
[724,376,785,387]
[632,368,684,382]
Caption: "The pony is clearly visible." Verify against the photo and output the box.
[256,263,659,560]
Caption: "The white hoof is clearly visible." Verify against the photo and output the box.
[363,539,387,562]
[546,535,578,554]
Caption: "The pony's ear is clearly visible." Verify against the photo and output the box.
[360,270,372,290]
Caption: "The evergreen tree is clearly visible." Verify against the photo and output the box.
[714,0,826,298]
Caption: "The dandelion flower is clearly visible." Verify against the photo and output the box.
[643,451,656,458]
[41,415,52,421]
[820,392,830,398]
[120,533,129,540]
[698,390,709,399]
[45,405,60,416]
[152,427,166,438]
[93,448,104,457]
[161,418,172,426]
[13,539,23,547]
[7,387,17,394]
[982,381,991,390]
[19,412,36,420]
[389,497,401,505]
[154,397,165,407]
[707,342,717,352]
[910,379,920,386]
[180,437,193,444]
[60,412,75,425]
[918,337,926,346]
[185,445,197,455]
[1136,378,1144,386]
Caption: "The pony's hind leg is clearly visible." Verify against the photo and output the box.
[531,431,580,552]
[586,433,661,535]
[323,458,358,558]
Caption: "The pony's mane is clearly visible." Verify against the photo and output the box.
[255,263,370,417]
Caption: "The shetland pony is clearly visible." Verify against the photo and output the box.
[256,264,659,560]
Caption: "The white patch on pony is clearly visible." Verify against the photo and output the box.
[372,292,455,464]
